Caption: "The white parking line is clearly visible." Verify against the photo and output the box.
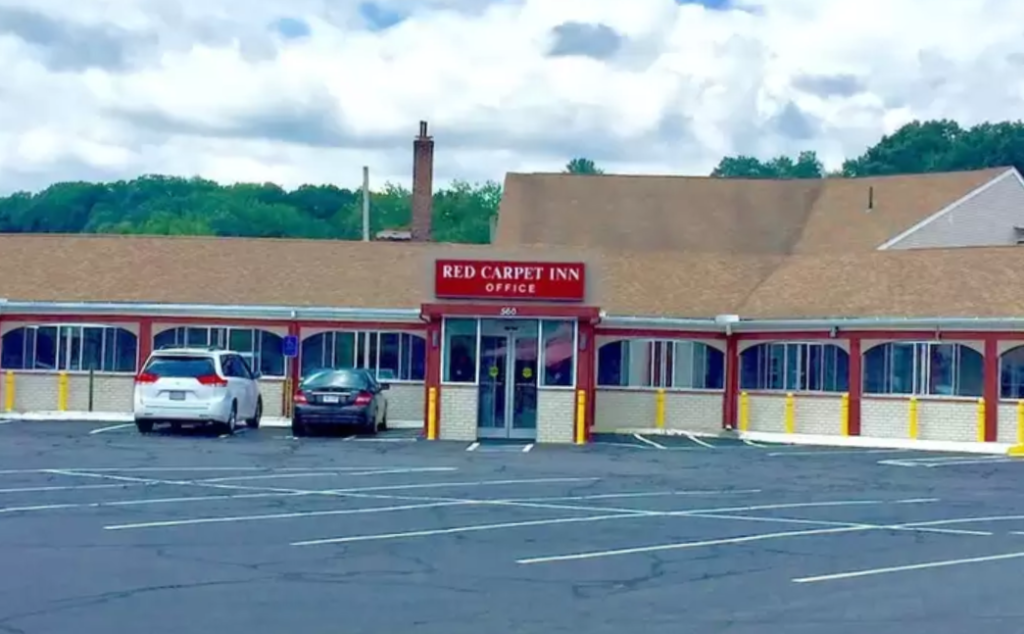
[0,482,144,494]
[793,551,1024,583]
[769,449,909,457]
[505,489,763,502]
[684,433,715,449]
[466,442,479,452]
[517,526,871,565]
[199,467,456,483]
[292,513,638,546]
[522,444,534,453]
[632,433,665,449]
[89,423,135,435]
[106,500,475,530]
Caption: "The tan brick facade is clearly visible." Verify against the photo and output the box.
[745,394,844,435]
[386,384,425,426]
[537,389,576,443]
[439,384,478,441]
[593,388,725,433]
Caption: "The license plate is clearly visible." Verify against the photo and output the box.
[321,395,340,404]
[169,391,185,401]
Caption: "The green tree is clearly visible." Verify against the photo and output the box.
[711,151,824,179]
[564,157,603,174]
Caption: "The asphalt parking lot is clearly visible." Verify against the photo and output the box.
[2,420,1024,634]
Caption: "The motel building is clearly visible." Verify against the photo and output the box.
[7,127,1024,447]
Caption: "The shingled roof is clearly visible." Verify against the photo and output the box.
[4,234,1024,319]
[493,167,1008,254]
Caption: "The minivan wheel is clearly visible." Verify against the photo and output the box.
[223,404,238,435]
[246,398,262,429]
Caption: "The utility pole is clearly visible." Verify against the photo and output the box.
[362,166,370,241]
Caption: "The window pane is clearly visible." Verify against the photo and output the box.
[82,327,104,371]
[186,327,209,347]
[673,341,696,388]
[1,328,26,369]
[34,326,58,370]
[956,346,984,397]
[597,341,627,387]
[1001,346,1024,399]
[767,344,786,390]
[378,333,401,380]
[863,345,888,393]
[928,344,956,395]
[259,331,285,377]
[889,344,916,394]
[831,347,850,392]
[739,345,764,390]
[804,345,822,391]
[704,345,725,390]
[443,318,477,383]
[229,329,254,353]
[154,328,180,350]
[103,328,116,370]
[144,355,216,378]
[114,329,138,373]
[334,332,356,368]
[541,320,574,387]
[301,333,328,377]
[399,334,426,381]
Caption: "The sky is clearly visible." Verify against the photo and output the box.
[0,0,1022,193]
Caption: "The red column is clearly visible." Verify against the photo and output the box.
[423,319,442,437]
[287,322,301,383]
[984,337,999,442]
[576,320,597,441]
[722,335,738,429]
[847,336,862,436]
[138,318,153,373]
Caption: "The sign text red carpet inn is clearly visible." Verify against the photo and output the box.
[434,260,586,301]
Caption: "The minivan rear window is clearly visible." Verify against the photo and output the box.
[144,356,217,378]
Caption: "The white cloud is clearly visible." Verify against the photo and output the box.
[0,0,1022,193]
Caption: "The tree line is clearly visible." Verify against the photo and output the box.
[1,118,1021,243]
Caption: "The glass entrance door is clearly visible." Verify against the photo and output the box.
[477,320,538,439]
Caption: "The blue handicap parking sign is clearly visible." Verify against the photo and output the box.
[282,335,299,358]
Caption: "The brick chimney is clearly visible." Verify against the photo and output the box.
[411,120,434,242]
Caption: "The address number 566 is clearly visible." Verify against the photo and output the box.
[499,307,517,316]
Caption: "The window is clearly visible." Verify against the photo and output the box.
[740,343,849,392]
[1001,346,1024,399]
[154,327,285,377]
[863,342,983,397]
[300,331,425,381]
[541,320,575,387]
[443,318,478,383]
[0,325,138,373]
[596,339,724,389]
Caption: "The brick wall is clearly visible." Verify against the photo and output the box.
[747,394,786,433]
[862,396,979,441]
[11,373,58,411]
[439,384,477,441]
[537,389,575,443]
[665,391,723,433]
[745,394,844,435]
[998,401,1022,444]
[385,384,425,426]
[67,375,134,412]
[861,398,907,438]
[593,389,724,433]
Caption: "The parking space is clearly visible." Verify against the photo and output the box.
[2,421,1024,633]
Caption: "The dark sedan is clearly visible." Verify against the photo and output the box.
[291,368,389,437]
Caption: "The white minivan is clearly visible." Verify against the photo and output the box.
[133,347,263,434]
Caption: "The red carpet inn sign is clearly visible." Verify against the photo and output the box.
[428,259,591,444]
[434,260,586,301]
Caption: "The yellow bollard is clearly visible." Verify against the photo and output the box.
[57,372,69,412]
[4,371,13,412]
[977,397,986,443]
[908,396,919,439]
[739,391,750,431]
[784,392,795,434]
[1018,400,1024,446]
[575,389,587,445]
[426,387,438,440]
[282,378,293,418]
[654,388,665,429]
[840,392,850,436]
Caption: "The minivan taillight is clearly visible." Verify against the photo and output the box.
[294,391,308,404]
[353,391,373,406]
[135,372,158,384]
[197,375,228,387]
